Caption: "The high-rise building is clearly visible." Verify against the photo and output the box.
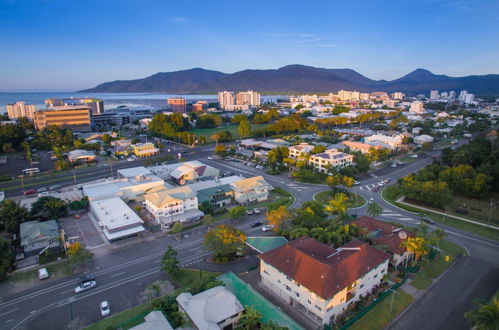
[464,93,475,104]
[391,92,404,100]
[34,105,91,131]
[449,91,456,100]
[6,101,36,120]
[440,92,448,99]
[409,101,425,113]
[430,90,439,99]
[218,91,235,109]
[359,93,370,101]
[45,98,104,115]
[459,90,468,101]
[167,98,187,113]
[236,90,261,106]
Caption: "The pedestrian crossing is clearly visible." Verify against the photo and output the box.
[286,183,309,192]
[359,183,381,191]
[380,209,419,223]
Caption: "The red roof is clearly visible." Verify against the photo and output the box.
[351,216,415,255]
[258,237,390,300]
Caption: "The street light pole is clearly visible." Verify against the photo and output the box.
[389,289,399,315]
[19,175,25,196]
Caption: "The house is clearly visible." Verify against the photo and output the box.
[342,141,383,154]
[151,161,220,185]
[111,139,132,156]
[309,149,354,173]
[144,186,203,229]
[132,142,160,157]
[129,311,173,330]
[89,197,145,241]
[364,133,404,150]
[67,150,96,163]
[230,176,272,204]
[196,184,234,208]
[289,143,314,159]
[258,237,390,325]
[176,286,244,330]
[20,220,60,256]
[351,216,415,266]
[413,134,435,145]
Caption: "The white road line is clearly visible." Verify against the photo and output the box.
[359,186,364,190]
[366,186,371,191]
[59,289,74,295]
[5,319,12,323]
[110,272,125,278]
[0,308,18,317]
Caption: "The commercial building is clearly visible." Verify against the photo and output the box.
[6,101,36,120]
[338,90,360,101]
[409,101,425,114]
[144,185,203,229]
[390,92,404,100]
[167,98,187,113]
[236,90,261,106]
[289,143,315,159]
[259,237,390,325]
[413,134,435,145]
[45,97,104,115]
[230,175,272,204]
[309,149,354,172]
[34,105,91,131]
[67,150,96,163]
[342,140,382,154]
[20,220,60,257]
[151,161,219,185]
[430,90,440,99]
[218,91,235,109]
[89,197,145,241]
[351,216,414,266]
[132,143,160,157]
[364,133,404,150]
[177,286,244,330]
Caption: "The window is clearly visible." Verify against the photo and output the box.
[374,274,378,279]
[263,270,269,276]
[285,285,291,292]
[359,284,364,289]
[315,305,322,311]
[308,300,311,304]
[295,292,300,297]
[278,280,281,284]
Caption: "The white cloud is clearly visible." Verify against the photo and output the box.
[171,17,190,23]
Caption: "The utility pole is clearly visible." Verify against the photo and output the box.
[19,175,25,196]
[488,199,494,227]
[389,289,400,315]
[72,167,77,186]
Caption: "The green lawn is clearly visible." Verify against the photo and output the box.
[84,269,220,330]
[315,191,366,208]
[411,254,453,290]
[7,259,71,283]
[349,289,413,330]
[188,123,267,142]
[381,188,499,241]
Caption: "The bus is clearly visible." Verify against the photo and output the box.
[22,168,40,175]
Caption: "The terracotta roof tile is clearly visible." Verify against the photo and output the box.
[258,237,390,299]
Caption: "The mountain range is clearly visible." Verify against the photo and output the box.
[79,65,499,95]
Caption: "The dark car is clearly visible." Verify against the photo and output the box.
[373,187,380,192]
[421,216,435,225]
[79,274,96,284]
[251,221,263,228]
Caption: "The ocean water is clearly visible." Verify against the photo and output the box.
[0,92,282,113]
[0,92,218,113]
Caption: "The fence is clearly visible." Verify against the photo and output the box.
[339,279,407,330]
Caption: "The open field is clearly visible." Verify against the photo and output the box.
[188,123,267,142]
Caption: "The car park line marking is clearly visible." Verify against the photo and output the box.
[0,308,18,317]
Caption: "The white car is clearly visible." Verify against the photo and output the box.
[390,163,397,168]
[410,154,418,159]
[207,157,213,160]
[127,157,134,162]
[354,181,360,185]
[378,182,384,187]
[261,225,274,232]
[38,191,50,197]
[75,280,96,294]
[253,208,261,214]
[37,187,47,193]
[38,268,49,280]
[100,301,110,317]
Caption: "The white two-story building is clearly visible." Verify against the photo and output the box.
[289,143,315,159]
[230,176,272,205]
[309,149,354,173]
[258,237,390,326]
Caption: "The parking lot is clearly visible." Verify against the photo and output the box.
[59,213,107,249]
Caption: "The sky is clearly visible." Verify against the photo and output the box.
[0,0,498,91]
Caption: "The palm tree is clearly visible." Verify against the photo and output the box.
[238,307,262,330]
[289,227,309,240]
[367,201,383,217]
[432,228,446,252]
[326,175,341,195]
[465,295,499,330]
[0,200,30,234]
[325,193,351,218]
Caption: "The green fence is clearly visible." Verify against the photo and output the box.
[339,279,407,330]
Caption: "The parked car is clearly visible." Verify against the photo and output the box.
[256,165,264,170]
[421,216,435,225]
[24,189,36,196]
[207,157,213,160]
[38,268,49,280]
[378,182,384,187]
[78,274,96,284]
[38,191,49,197]
[75,280,96,294]
[253,208,261,214]
[37,187,47,193]
[127,157,134,162]
[373,187,379,192]
[100,301,110,317]
[251,221,263,228]
[354,181,360,185]
[261,225,274,232]
[390,163,397,168]
[245,209,254,215]
[49,185,61,191]
[410,154,418,159]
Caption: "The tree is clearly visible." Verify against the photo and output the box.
[199,201,214,215]
[229,206,246,219]
[237,307,262,330]
[266,206,291,232]
[0,237,13,280]
[238,120,252,138]
[367,201,383,217]
[325,193,351,218]
[171,222,183,234]
[0,200,30,234]
[160,245,179,276]
[464,294,499,330]
[21,141,32,166]
[67,242,93,272]
[326,175,341,195]
[30,196,67,219]
[401,237,429,261]
[214,144,226,156]
[134,205,142,215]
[432,228,447,252]
[204,225,246,260]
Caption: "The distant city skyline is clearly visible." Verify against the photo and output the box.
[1,0,498,90]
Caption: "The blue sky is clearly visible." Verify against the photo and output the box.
[0,0,498,90]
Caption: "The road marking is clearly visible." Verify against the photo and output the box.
[30,310,36,314]
[5,319,12,323]
[111,272,125,278]
[60,289,74,295]
[0,308,18,317]
[366,186,371,191]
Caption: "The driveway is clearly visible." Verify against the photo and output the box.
[388,257,499,330]
[59,213,107,249]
